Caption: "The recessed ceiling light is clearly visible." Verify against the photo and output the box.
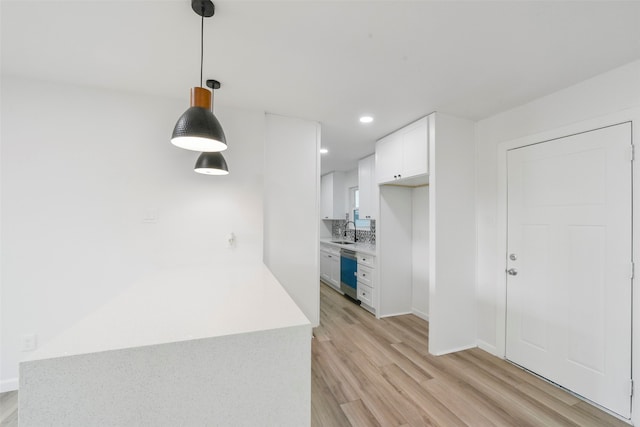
[359,116,374,124]
[320,148,329,154]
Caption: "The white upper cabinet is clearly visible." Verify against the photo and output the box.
[375,117,428,185]
[401,118,429,178]
[358,154,378,220]
[321,172,346,219]
[374,133,402,184]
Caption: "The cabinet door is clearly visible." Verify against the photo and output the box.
[320,174,333,219]
[356,253,375,269]
[357,283,374,307]
[375,133,402,184]
[320,251,331,282]
[358,154,378,219]
[401,117,428,178]
[329,255,341,288]
[321,172,346,219]
[357,265,373,287]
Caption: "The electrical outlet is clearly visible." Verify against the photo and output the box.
[142,208,158,224]
[22,334,37,352]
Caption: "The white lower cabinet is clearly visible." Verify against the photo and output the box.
[357,265,373,287]
[320,250,331,283]
[329,254,340,289]
[357,284,374,308]
[321,245,377,312]
[320,244,340,290]
[356,252,376,314]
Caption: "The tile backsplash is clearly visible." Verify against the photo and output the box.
[330,220,376,244]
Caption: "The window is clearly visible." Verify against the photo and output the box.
[349,187,370,230]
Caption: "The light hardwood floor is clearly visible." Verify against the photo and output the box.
[1,284,630,426]
[312,282,630,427]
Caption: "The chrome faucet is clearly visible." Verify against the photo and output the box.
[344,221,357,242]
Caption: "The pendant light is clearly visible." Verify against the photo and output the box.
[194,151,229,175]
[191,80,228,175]
[171,0,227,153]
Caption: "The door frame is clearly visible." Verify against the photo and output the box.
[494,108,639,418]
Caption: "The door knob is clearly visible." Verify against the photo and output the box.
[509,253,517,261]
[507,268,518,276]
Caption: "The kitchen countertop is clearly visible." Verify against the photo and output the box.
[19,264,312,426]
[320,238,377,256]
[24,263,311,362]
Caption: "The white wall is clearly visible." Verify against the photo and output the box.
[428,113,476,355]
[475,59,640,423]
[264,114,320,326]
[411,186,429,320]
[475,59,640,354]
[319,220,332,239]
[378,185,413,317]
[0,76,266,391]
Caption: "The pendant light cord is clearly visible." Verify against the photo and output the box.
[200,13,204,87]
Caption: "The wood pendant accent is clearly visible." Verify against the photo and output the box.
[190,87,212,109]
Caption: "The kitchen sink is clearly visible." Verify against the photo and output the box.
[331,240,355,245]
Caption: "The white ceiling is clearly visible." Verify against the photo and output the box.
[3,1,640,174]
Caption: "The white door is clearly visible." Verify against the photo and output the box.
[506,123,632,418]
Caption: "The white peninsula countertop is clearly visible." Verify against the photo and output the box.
[24,264,310,362]
[20,263,311,426]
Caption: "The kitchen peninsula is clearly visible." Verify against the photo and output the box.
[19,264,311,426]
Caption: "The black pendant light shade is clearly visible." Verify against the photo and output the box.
[194,152,229,175]
[172,0,230,174]
[171,106,227,152]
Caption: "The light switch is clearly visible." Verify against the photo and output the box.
[22,334,37,352]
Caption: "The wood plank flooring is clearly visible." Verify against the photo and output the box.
[1,283,631,426]
[312,282,630,427]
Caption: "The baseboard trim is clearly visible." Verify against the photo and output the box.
[1,378,18,392]
[430,343,476,356]
[477,340,499,357]
[379,311,412,319]
[411,308,429,321]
